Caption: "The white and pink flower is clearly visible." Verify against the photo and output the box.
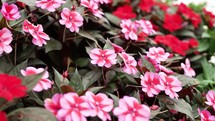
[44,93,63,120]
[36,0,66,12]
[0,28,13,55]
[181,58,196,77]
[21,67,53,92]
[205,90,215,110]
[120,19,138,41]
[89,48,117,68]
[146,47,170,63]
[158,72,182,99]
[135,20,156,35]
[93,0,111,4]
[1,2,20,20]
[113,96,150,121]
[22,20,50,47]
[85,91,113,121]
[59,8,84,32]
[119,52,138,75]
[81,0,104,18]
[198,109,215,121]
[140,72,161,97]
[58,92,91,121]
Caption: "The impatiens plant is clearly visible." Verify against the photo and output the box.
[0,0,215,121]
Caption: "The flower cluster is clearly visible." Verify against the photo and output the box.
[81,0,111,18]
[44,91,114,121]
[198,90,215,121]
[36,0,66,12]
[120,19,155,41]
[23,20,50,47]
[45,91,151,121]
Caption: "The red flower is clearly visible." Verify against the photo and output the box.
[113,5,136,19]
[138,0,154,13]
[177,3,201,28]
[188,38,198,48]
[155,35,189,56]
[0,74,27,101]
[163,13,183,32]
[203,8,215,28]
[0,111,7,121]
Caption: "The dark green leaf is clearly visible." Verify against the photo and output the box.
[198,39,209,52]
[107,93,119,107]
[0,56,13,73]
[69,69,84,94]
[8,60,28,76]
[53,68,69,92]
[158,96,194,120]
[88,86,104,93]
[200,58,215,80]
[75,58,89,67]
[8,107,58,121]
[78,30,97,42]
[105,70,116,83]
[45,39,62,53]
[104,13,120,26]
[22,69,46,91]
[82,70,102,90]
[176,30,196,38]
[140,55,155,72]
[173,74,199,86]
[17,0,36,6]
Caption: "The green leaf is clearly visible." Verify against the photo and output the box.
[53,68,69,92]
[198,39,209,52]
[17,45,36,62]
[22,69,46,91]
[78,30,97,42]
[105,70,116,83]
[158,96,194,120]
[150,107,161,119]
[173,74,199,86]
[200,58,215,80]
[75,58,89,67]
[45,39,62,53]
[17,0,36,6]
[8,60,28,76]
[69,69,84,94]
[82,70,102,90]
[176,30,196,38]
[104,13,120,26]
[88,86,104,93]
[131,90,141,103]
[107,93,119,107]
[0,56,13,73]
[8,107,58,121]
[140,54,155,72]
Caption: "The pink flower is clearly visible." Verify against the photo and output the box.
[22,20,35,33]
[44,93,63,120]
[0,28,13,55]
[22,20,50,47]
[85,91,113,121]
[89,48,117,68]
[158,65,174,75]
[58,92,91,121]
[140,72,161,97]
[21,67,53,92]
[111,43,124,53]
[135,20,156,35]
[120,19,138,41]
[30,25,50,47]
[113,96,150,121]
[198,109,215,121]
[59,8,84,32]
[205,90,215,110]
[146,47,170,63]
[1,2,20,20]
[158,72,182,99]
[93,0,111,4]
[119,52,138,75]
[81,0,104,18]
[36,0,66,12]
[181,58,196,77]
